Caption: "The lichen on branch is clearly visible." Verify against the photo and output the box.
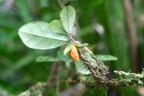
[77,45,144,88]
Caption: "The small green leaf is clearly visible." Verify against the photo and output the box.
[75,61,90,75]
[57,51,72,67]
[36,56,60,62]
[73,41,89,48]
[75,43,89,48]
[96,55,118,61]
[60,5,76,33]
[18,21,68,50]
[63,42,73,55]
[50,20,67,34]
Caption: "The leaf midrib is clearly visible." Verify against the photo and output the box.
[19,31,68,41]
[52,20,67,34]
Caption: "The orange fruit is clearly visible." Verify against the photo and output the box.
[69,44,79,61]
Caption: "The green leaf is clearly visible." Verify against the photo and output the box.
[75,43,89,48]
[96,55,118,61]
[63,42,73,55]
[60,5,76,34]
[75,61,90,75]
[50,20,67,35]
[36,56,60,62]
[18,21,68,50]
[57,50,72,67]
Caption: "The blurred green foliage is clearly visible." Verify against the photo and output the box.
[0,0,144,96]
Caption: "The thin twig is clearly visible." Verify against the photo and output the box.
[43,63,58,95]
[56,64,62,96]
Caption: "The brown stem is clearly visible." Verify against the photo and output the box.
[56,64,62,96]
[78,48,119,87]
[123,0,138,71]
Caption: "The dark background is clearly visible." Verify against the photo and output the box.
[0,0,144,96]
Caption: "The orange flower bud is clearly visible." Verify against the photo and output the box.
[69,44,79,61]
